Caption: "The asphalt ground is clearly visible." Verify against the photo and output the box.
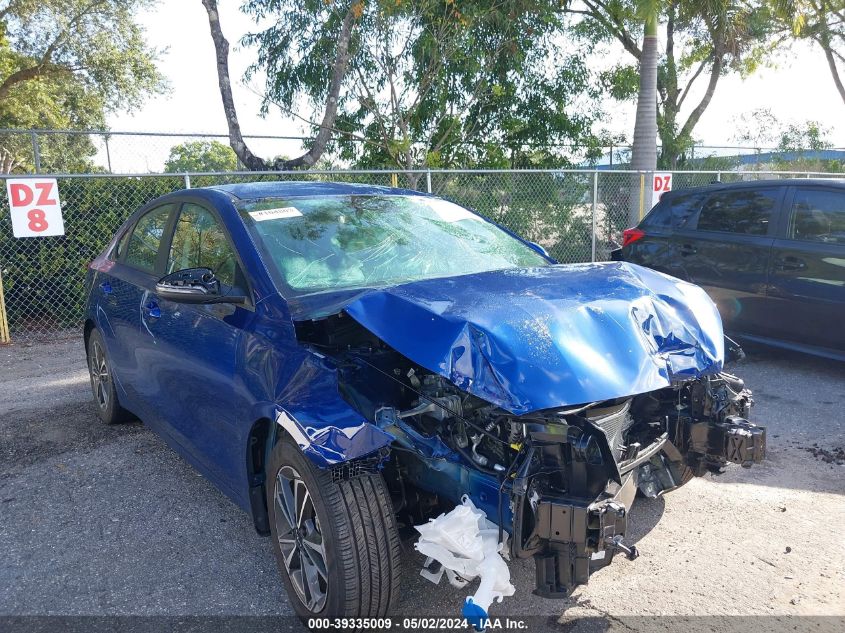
[1,337,843,632]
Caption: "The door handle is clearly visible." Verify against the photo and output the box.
[143,300,161,319]
[99,281,113,295]
[679,244,697,256]
[776,256,805,271]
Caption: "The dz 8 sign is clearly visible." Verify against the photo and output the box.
[6,178,65,238]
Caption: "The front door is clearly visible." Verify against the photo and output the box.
[138,201,254,495]
[766,186,845,351]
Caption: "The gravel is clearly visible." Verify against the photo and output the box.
[1,337,843,629]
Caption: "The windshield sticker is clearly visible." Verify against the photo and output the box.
[429,200,480,223]
[249,207,303,221]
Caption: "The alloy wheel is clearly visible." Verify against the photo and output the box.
[274,465,328,612]
[89,340,110,410]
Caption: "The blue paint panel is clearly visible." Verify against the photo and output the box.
[345,263,724,413]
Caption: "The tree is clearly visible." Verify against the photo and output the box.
[311,0,597,172]
[202,0,358,170]
[568,1,778,169]
[0,0,165,172]
[772,1,845,105]
[732,107,839,170]
[164,140,239,173]
[629,0,660,224]
[205,0,600,173]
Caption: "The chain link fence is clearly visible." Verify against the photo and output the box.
[1,168,843,343]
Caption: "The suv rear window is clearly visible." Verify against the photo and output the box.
[695,188,779,235]
[790,189,845,244]
[643,192,705,229]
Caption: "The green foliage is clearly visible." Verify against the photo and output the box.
[164,140,239,173]
[0,0,166,173]
[241,0,601,169]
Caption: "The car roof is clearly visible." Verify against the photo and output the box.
[205,180,426,201]
[664,178,845,198]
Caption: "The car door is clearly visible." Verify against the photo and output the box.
[95,203,176,418]
[624,190,707,279]
[765,186,845,351]
[137,200,255,494]
[673,186,784,336]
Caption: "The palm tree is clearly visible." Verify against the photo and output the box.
[629,1,660,225]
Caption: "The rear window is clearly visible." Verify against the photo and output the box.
[695,188,779,235]
[790,189,845,245]
[643,192,705,229]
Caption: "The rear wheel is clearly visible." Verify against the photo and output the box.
[266,436,401,620]
[86,329,131,425]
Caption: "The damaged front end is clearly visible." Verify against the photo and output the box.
[511,372,764,597]
[289,263,767,598]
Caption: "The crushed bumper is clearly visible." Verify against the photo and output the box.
[513,415,766,598]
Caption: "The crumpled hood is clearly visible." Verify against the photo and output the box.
[343,262,724,414]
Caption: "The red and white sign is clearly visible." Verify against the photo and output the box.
[6,178,65,237]
[651,172,672,209]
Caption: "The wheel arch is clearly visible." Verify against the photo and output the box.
[83,319,96,355]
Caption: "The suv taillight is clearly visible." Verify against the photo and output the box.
[622,228,645,247]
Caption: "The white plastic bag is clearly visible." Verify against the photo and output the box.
[414,496,515,629]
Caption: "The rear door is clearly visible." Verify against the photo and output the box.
[675,186,784,336]
[766,186,845,351]
[96,203,176,417]
[625,191,707,279]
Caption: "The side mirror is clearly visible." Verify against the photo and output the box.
[156,267,246,305]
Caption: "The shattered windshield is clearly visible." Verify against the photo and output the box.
[240,195,548,292]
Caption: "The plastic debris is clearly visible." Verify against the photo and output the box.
[415,495,515,630]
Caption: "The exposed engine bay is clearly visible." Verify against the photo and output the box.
[296,311,766,597]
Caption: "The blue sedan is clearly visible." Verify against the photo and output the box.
[84,182,765,621]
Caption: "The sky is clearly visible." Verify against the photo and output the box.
[105,0,845,170]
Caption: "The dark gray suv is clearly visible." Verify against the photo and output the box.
[616,179,845,361]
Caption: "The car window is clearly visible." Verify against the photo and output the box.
[167,203,238,287]
[241,194,548,292]
[695,188,779,235]
[789,189,845,245]
[124,205,174,273]
[111,228,131,261]
[643,192,705,229]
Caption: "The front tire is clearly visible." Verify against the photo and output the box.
[266,436,401,620]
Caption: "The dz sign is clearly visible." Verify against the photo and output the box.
[5,178,65,238]
[651,173,672,210]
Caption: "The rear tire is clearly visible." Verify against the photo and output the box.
[266,436,401,621]
[86,329,131,425]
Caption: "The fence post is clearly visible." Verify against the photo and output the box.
[716,171,722,182]
[639,173,646,220]
[426,169,432,194]
[184,173,191,189]
[104,135,113,173]
[591,171,598,262]
[30,131,41,173]
[0,267,10,344]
